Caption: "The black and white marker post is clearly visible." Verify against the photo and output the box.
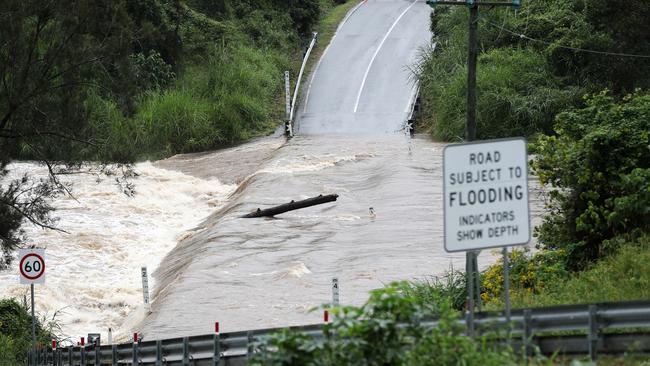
[19,248,46,366]
[332,278,340,306]
[427,0,522,337]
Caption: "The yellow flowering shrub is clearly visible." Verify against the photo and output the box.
[481,248,568,303]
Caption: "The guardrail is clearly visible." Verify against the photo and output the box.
[29,300,650,365]
[286,32,319,137]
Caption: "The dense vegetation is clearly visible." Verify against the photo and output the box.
[0,0,350,267]
[416,0,650,141]
[0,299,54,365]
[415,0,650,285]
[250,283,537,366]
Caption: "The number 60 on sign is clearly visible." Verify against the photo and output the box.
[19,249,45,285]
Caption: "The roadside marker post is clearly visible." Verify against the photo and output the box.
[19,248,45,366]
[213,322,221,366]
[285,71,291,123]
[141,267,151,312]
[332,278,340,306]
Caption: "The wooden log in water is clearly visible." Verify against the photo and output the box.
[241,194,339,218]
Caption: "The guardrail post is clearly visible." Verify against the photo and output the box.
[213,322,221,366]
[67,346,72,366]
[111,345,117,366]
[132,341,138,365]
[522,309,532,359]
[182,337,190,366]
[156,340,163,366]
[247,331,254,359]
[80,346,85,366]
[588,305,599,362]
[95,343,100,366]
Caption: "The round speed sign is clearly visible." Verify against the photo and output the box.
[18,249,45,284]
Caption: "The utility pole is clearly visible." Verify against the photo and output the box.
[426,0,521,336]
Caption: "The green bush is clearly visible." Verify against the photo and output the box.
[485,236,650,309]
[400,271,467,312]
[0,299,53,364]
[250,283,526,366]
[417,47,581,141]
[0,333,18,365]
[417,0,650,141]
[534,91,650,269]
[86,43,287,160]
[481,249,569,304]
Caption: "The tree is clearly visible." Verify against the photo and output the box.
[534,91,650,269]
[0,0,181,267]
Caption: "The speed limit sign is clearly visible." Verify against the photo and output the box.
[19,249,45,284]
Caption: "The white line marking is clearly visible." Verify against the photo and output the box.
[303,0,367,114]
[353,0,418,113]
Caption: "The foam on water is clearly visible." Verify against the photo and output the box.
[0,162,236,342]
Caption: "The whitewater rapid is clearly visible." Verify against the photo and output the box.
[0,162,236,342]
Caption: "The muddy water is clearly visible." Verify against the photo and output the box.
[139,134,545,339]
[0,134,544,342]
[0,162,237,341]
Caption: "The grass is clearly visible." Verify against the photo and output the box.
[85,1,361,162]
[493,236,650,309]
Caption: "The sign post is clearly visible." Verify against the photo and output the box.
[443,138,530,334]
[19,248,46,366]
[428,0,523,337]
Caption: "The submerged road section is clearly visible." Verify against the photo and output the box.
[138,0,544,339]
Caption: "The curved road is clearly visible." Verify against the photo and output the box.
[298,0,430,134]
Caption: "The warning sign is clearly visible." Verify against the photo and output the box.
[443,138,530,252]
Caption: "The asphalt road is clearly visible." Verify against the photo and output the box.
[297,0,432,135]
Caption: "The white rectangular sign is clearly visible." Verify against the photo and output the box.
[19,248,45,284]
[443,138,530,252]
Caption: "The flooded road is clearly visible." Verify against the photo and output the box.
[0,0,546,342]
[141,134,543,338]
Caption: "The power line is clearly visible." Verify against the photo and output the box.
[481,17,650,59]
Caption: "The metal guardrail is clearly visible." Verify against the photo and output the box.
[286,32,319,137]
[30,300,650,365]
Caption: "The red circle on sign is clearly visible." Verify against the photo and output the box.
[19,253,45,280]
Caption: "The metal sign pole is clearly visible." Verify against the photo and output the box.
[503,246,511,339]
[432,0,524,340]
[465,4,479,337]
[466,254,475,337]
[31,283,36,366]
